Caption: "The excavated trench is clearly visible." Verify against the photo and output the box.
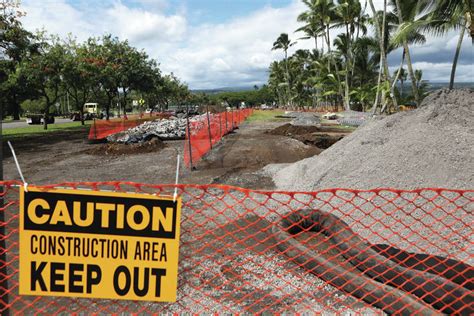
[272,209,473,315]
[267,123,352,149]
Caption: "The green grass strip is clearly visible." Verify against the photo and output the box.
[2,121,91,139]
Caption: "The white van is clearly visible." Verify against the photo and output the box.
[84,103,98,114]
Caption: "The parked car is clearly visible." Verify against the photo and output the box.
[26,114,55,125]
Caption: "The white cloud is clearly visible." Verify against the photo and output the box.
[20,0,94,41]
[103,2,186,43]
[19,0,473,89]
[412,62,473,82]
[156,1,312,88]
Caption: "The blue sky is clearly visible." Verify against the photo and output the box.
[20,0,474,89]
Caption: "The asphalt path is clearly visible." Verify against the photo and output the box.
[1,118,73,129]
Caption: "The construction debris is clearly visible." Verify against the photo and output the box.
[107,117,190,143]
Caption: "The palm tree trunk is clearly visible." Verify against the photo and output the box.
[391,51,405,107]
[325,24,347,110]
[284,50,292,107]
[372,54,383,114]
[369,0,384,114]
[449,21,466,90]
[369,0,398,113]
[344,24,352,111]
[394,0,420,106]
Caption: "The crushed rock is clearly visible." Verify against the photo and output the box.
[272,89,474,190]
[107,117,191,143]
[290,112,321,126]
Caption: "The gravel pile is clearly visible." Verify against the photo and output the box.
[271,89,474,190]
[107,117,189,143]
[290,112,321,126]
[338,110,372,126]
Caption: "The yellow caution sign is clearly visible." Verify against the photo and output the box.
[19,186,182,302]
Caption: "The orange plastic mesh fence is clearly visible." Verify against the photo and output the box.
[88,113,172,140]
[0,181,472,314]
[184,109,253,168]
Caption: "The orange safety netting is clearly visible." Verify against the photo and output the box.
[88,113,172,140]
[184,109,253,168]
[0,181,472,314]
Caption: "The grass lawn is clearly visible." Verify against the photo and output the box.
[246,109,287,122]
[2,121,91,140]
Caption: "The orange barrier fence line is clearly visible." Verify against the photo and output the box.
[88,112,173,140]
[0,181,472,314]
[184,109,253,168]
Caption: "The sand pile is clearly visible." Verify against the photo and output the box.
[271,89,474,190]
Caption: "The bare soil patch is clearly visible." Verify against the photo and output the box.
[267,123,351,149]
[3,119,320,190]
[87,138,166,156]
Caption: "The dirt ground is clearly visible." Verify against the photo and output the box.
[267,123,352,149]
[2,118,328,189]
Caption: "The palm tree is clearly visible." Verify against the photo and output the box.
[334,0,367,110]
[296,0,324,51]
[272,33,296,106]
[414,69,423,90]
[395,67,407,98]
[369,0,396,113]
[268,61,286,105]
[392,0,421,107]
[426,0,472,89]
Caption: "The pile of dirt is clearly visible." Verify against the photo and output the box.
[268,123,321,136]
[87,137,166,156]
[271,89,474,190]
[269,123,353,136]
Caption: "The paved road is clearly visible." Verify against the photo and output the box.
[1,118,73,129]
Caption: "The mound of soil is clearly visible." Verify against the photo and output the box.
[87,138,166,156]
[268,123,321,136]
[272,89,474,190]
[269,123,353,136]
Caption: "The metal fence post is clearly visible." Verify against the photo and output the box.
[206,105,212,149]
[231,108,234,130]
[225,110,228,133]
[219,111,222,138]
[186,104,194,170]
[93,118,97,140]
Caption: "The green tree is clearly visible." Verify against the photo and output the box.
[296,0,325,51]
[423,0,472,89]
[272,33,296,106]
[16,34,65,129]
[0,1,37,120]
[391,0,421,106]
[61,37,97,124]
[334,0,367,110]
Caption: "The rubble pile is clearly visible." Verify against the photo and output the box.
[106,114,210,144]
[107,117,188,143]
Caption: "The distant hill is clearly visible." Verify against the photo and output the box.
[192,82,473,95]
[191,86,256,94]
[191,82,473,95]
[426,82,474,90]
